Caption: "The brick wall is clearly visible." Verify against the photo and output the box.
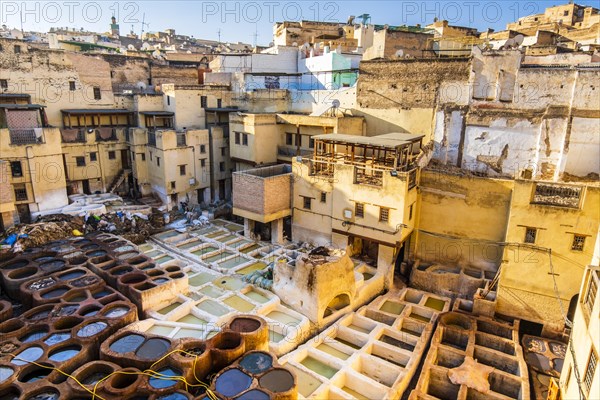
[264,175,292,215]
[233,174,265,214]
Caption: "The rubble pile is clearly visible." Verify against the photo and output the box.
[2,214,84,251]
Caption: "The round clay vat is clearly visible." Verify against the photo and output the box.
[0,319,26,339]
[0,364,17,389]
[258,368,297,400]
[170,340,211,383]
[0,300,13,323]
[22,385,64,400]
[104,367,145,396]
[439,312,472,330]
[213,367,253,398]
[208,331,245,371]
[238,351,273,375]
[68,360,121,395]
[226,315,269,352]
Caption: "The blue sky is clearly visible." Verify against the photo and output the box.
[1,1,588,45]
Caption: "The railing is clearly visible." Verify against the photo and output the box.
[310,160,335,177]
[354,166,384,186]
[148,131,157,146]
[531,182,582,208]
[277,146,312,158]
[9,129,40,145]
[176,133,187,147]
[408,168,418,189]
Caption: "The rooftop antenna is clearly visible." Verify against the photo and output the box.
[252,24,259,47]
[217,28,221,43]
[20,9,24,33]
[140,13,150,37]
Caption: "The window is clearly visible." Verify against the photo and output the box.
[140,153,145,161]
[69,81,76,91]
[179,165,186,176]
[90,152,97,162]
[584,275,597,316]
[409,204,414,220]
[564,10,569,16]
[524,227,537,244]
[149,152,153,161]
[221,147,226,156]
[219,162,225,172]
[242,133,248,146]
[572,235,586,251]
[235,131,240,145]
[14,45,21,54]
[14,185,27,201]
[320,192,326,203]
[0,79,7,90]
[200,145,206,153]
[309,136,315,149]
[75,156,86,167]
[286,133,293,146]
[355,202,364,218]
[201,96,207,108]
[157,157,161,166]
[10,161,22,177]
[108,151,116,160]
[170,181,176,190]
[217,99,222,108]
[379,207,390,222]
[93,87,101,100]
[302,196,312,210]
[167,96,170,106]
[200,159,206,167]
[584,349,597,395]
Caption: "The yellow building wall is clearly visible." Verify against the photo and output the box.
[0,128,68,213]
[497,181,600,332]
[415,171,514,269]
[229,113,280,166]
[146,129,210,207]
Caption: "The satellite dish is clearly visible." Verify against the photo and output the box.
[332,99,341,108]
[292,42,298,47]
[136,81,147,90]
[269,42,274,47]
[395,49,404,58]
[127,44,135,50]
[514,34,524,46]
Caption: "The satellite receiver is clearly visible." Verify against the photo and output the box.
[332,99,341,108]
[514,34,524,47]
[395,49,404,58]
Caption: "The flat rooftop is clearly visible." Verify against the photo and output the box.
[313,132,425,148]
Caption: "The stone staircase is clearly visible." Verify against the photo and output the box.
[108,169,131,193]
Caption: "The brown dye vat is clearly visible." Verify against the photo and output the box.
[208,331,245,371]
[67,360,121,397]
[170,340,212,384]
[226,315,269,352]
[104,367,144,396]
